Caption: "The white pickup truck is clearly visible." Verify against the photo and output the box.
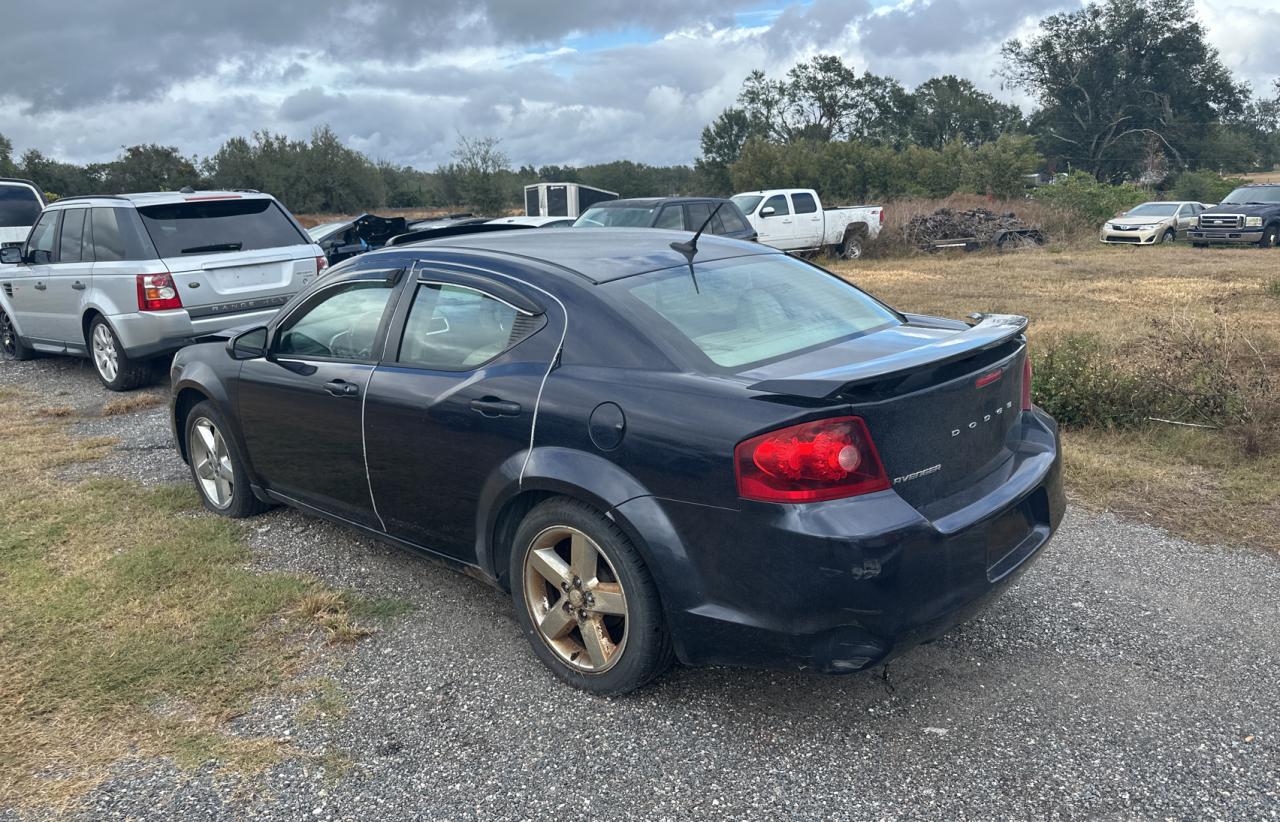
[731,188,882,259]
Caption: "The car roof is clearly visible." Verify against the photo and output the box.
[590,197,724,209]
[390,227,777,284]
[47,190,274,209]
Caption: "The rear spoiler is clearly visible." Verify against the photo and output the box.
[747,313,1028,399]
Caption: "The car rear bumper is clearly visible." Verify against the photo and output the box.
[110,304,285,358]
[619,409,1065,673]
[1187,228,1263,244]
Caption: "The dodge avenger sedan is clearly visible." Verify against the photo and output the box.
[169,229,1064,694]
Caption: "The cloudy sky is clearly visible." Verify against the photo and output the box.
[1,0,1276,170]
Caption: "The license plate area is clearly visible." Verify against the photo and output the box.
[986,488,1050,581]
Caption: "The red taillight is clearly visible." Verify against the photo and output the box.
[878,209,884,225]
[735,416,890,503]
[136,273,182,311]
[975,368,1003,389]
[1021,352,1034,411]
[315,254,328,273]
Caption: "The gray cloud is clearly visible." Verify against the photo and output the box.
[858,0,1074,58]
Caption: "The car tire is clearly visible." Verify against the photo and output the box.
[836,234,863,260]
[89,317,151,391]
[510,497,674,695]
[1159,228,1175,244]
[0,307,34,361]
[184,400,269,518]
[1260,226,1279,248]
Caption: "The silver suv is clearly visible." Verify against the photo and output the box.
[0,190,325,390]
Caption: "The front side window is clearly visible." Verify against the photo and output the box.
[398,283,539,370]
[58,208,89,264]
[26,211,60,264]
[274,281,394,361]
[792,193,818,214]
[761,195,789,217]
[614,254,898,369]
[0,184,42,228]
[138,198,307,258]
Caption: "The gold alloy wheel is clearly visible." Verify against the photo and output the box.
[523,526,629,673]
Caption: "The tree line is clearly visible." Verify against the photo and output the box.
[2,0,1277,215]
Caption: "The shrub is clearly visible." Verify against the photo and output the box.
[1032,171,1148,223]
[1168,170,1246,205]
[1032,335,1161,428]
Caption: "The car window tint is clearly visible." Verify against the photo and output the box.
[398,283,538,370]
[274,281,393,361]
[762,195,789,216]
[618,255,898,369]
[654,206,684,229]
[92,208,127,261]
[58,208,89,263]
[0,184,42,228]
[686,202,712,231]
[26,211,60,264]
[137,198,306,258]
[792,193,818,214]
[719,207,751,234]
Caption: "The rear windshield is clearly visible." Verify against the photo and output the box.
[613,254,898,369]
[0,184,42,228]
[575,206,658,228]
[137,198,307,257]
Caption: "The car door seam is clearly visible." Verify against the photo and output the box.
[360,364,387,532]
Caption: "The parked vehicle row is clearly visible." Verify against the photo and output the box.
[1101,184,1280,248]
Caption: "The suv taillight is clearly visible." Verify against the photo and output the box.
[136,273,182,311]
[1021,351,1034,411]
[735,416,890,503]
[315,255,328,273]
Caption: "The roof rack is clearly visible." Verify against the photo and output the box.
[44,194,130,204]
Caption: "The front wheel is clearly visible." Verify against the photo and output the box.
[184,400,268,518]
[89,317,151,391]
[1159,228,1176,244]
[511,498,673,695]
[0,308,33,361]
[1260,225,1279,248]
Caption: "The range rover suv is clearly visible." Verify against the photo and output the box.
[0,190,324,390]
[1188,184,1280,248]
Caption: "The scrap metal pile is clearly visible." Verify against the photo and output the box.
[904,208,1045,251]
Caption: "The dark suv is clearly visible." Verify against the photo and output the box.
[573,197,757,241]
[1189,184,1280,247]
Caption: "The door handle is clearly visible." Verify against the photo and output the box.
[71,281,86,290]
[470,397,522,417]
[33,282,46,291]
[324,379,360,397]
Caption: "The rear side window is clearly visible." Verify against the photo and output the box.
[792,193,818,214]
[91,208,155,262]
[137,198,307,258]
[0,184,42,228]
[654,206,684,229]
[615,255,897,369]
[398,283,541,370]
[58,208,89,263]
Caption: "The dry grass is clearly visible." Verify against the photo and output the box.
[831,244,1280,552]
[872,193,1091,256]
[0,391,379,809]
[101,392,166,417]
[1238,170,1280,184]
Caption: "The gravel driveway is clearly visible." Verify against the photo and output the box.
[3,356,1277,821]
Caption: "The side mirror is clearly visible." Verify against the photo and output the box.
[0,247,22,265]
[226,325,269,360]
[760,206,776,217]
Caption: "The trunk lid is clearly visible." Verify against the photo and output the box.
[742,314,1029,510]
[163,247,318,310]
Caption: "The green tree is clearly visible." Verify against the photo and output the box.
[1002,0,1247,181]
[695,107,753,194]
[440,134,511,214]
[969,134,1042,198]
[0,133,16,177]
[18,149,101,197]
[911,76,1024,149]
[100,144,200,192]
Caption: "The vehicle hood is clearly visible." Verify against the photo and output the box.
[1111,217,1168,227]
[1203,203,1280,217]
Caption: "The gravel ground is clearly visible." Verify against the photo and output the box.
[3,355,1278,821]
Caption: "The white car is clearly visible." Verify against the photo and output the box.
[487,216,574,228]
[731,188,882,259]
[0,178,46,248]
[1100,201,1203,245]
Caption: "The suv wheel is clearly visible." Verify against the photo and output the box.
[184,400,268,518]
[1261,225,1279,248]
[0,308,33,361]
[511,498,674,695]
[89,317,150,391]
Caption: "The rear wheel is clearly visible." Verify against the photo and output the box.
[836,233,863,260]
[89,317,150,391]
[0,308,33,361]
[184,400,268,518]
[1260,225,1279,248]
[511,498,673,695]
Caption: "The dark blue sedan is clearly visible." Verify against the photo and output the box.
[169,229,1064,694]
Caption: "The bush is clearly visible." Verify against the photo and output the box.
[1031,171,1148,223]
[1032,335,1161,428]
[1168,170,1246,204]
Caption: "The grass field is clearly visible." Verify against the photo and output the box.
[831,242,1280,553]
